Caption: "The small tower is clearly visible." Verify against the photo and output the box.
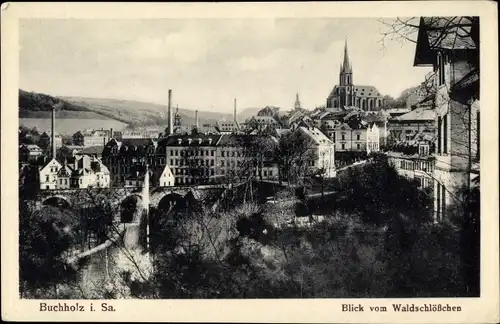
[294,92,301,110]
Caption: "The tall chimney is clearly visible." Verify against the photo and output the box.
[51,105,56,159]
[195,110,199,128]
[233,98,237,123]
[168,89,173,135]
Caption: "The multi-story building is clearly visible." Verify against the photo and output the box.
[38,154,110,190]
[413,16,479,222]
[387,108,436,144]
[387,150,435,189]
[19,144,44,163]
[366,124,380,153]
[157,134,221,185]
[124,165,175,188]
[39,131,63,151]
[101,138,158,186]
[73,129,110,147]
[326,40,384,110]
[295,126,336,178]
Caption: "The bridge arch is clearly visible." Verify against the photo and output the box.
[120,194,144,223]
[158,193,186,212]
[42,196,71,210]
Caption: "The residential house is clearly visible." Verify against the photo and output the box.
[124,165,174,188]
[413,16,479,221]
[387,108,436,144]
[296,126,336,178]
[39,158,63,190]
[19,144,44,163]
[39,131,63,151]
[73,129,110,147]
[101,138,158,186]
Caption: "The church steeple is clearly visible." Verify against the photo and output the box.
[339,38,353,86]
[341,39,352,73]
[294,92,301,110]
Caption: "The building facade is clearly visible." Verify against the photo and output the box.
[413,16,479,222]
[73,129,110,147]
[296,126,336,178]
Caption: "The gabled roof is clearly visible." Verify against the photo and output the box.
[21,144,43,152]
[393,108,436,122]
[297,126,333,145]
[414,17,477,66]
[353,86,382,98]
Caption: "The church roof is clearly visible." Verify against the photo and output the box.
[353,86,382,97]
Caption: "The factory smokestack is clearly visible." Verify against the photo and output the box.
[233,98,237,123]
[51,105,56,159]
[168,89,173,135]
[195,110,199,129]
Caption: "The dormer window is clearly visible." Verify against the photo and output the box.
[208,138,213,145]
[188,138,192,145]
[177,138,182,145]
[198,138,203,144]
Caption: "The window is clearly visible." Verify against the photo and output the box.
[211,160,214,166]
[263,171,268,177]
[211,150,215,156]
[356,134,360,141]
[221,151,225,157]
[221,161,225,167]
[437,52,446,86]
[170,159,174,165]
[332,133,336,142]
[437,116,442,153]
[46,175,49,182]
[269,170,273,176]
[443,114,448,154]
[341,143,346,150]
[341,133,346,141]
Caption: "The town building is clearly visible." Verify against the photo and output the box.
[101,138,158,186]
[295,126,336,178]
[366,123,381,154]
[38,131,63,151]
[413,16,479,222]
[387,151,435,189]
[38,154,110,190]
[387,108,436,144]
[72,129,110,147]
[19,144,44,163]
[124,165,175,188]
[326,40,384,110]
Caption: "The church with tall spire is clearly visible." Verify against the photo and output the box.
[326,40,384,111]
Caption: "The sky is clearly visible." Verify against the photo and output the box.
[19,18,432,113]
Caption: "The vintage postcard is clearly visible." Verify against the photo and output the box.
[1,1,499,323]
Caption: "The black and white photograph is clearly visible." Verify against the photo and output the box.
[2,2,499,323]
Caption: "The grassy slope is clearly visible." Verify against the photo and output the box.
[19,89,238,127]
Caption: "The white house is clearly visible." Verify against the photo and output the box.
[366,123,380,154]
[39,158,63,190]
[297,126,336,178]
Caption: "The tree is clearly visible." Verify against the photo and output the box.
[276,130,316,185]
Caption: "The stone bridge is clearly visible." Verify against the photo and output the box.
[34,184,230,211]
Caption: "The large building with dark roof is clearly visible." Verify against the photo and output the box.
[326,40,384,111]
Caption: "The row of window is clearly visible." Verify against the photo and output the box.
[393,159,435,173]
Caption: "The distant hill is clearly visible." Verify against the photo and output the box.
[19,89,239,128]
